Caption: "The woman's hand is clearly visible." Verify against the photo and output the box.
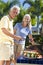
[28,34,36,45]
[31,41,37,45]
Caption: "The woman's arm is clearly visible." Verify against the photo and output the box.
[1,28,23,41]
[28,34,35,45]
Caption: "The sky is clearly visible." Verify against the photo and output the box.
[20,0,30,9]
[2,0,30,9]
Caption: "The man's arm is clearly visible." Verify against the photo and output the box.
[1,28,23,41]
[14,29,16,34]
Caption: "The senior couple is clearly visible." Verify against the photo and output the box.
[0,5,35,65]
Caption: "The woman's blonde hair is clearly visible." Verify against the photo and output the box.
[23,14,32,30]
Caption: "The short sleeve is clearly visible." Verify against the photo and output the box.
[14,23,18,30]
[0,16,8,29]
[28,28,32,34]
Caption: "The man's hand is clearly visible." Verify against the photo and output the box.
[14,35,24,41]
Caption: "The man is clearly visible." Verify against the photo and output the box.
[0,5,22,65]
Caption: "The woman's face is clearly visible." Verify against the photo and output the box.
[22,16,30,27]
[9,8,18,19]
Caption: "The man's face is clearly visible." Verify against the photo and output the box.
[10,8,18,19]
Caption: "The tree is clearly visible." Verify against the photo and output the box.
[23,0,43,27]
[40,13,43,35]
[0,0,6,18]
[0,0,20,19]
[13,6,28,26]
[23,0,43,45]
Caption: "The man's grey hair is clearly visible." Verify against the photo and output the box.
[10,5,20,14]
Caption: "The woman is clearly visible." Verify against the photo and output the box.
[14,14,35,62]
[0,5,22,65]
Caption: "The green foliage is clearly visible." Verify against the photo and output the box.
[0,0,20,19]
[0,0,37,26]
[13,5,36,26]
[13,6,28,26]
[31,15,37,26]
[23,0,43,27]
[40,13,43,24]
